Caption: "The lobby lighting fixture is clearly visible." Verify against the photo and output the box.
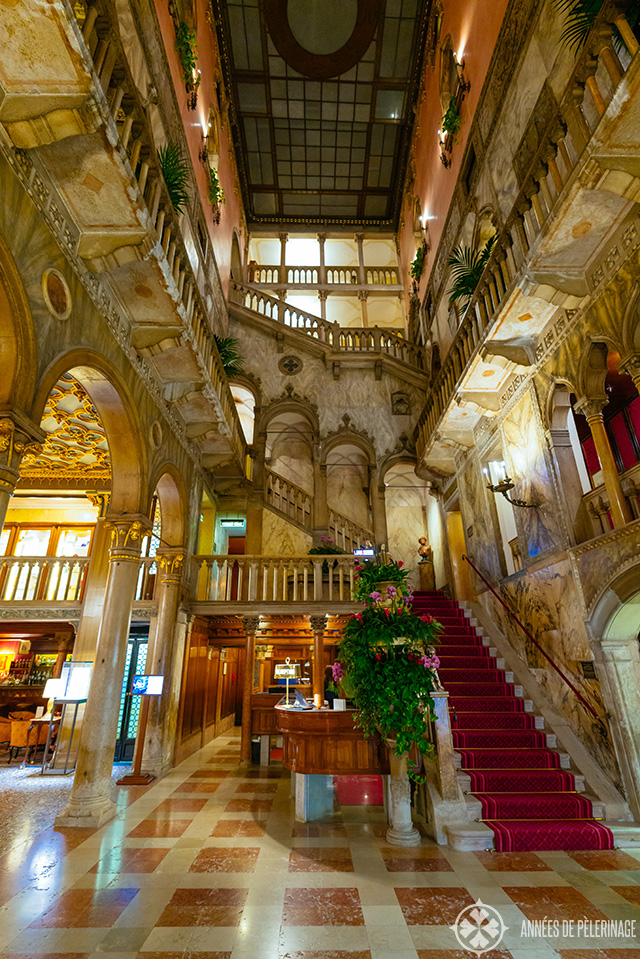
[483,462,537,509]
[220,518,244,528]
[453,52,471,94]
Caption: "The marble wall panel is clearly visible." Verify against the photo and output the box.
[570,519,640,615]
[425,493,447,589]
[502,390,563,558]
[385,487,428,574]
[262,509,312,557]
[478,559,623,793]
[459,462,502,581]
[230,319,424,463]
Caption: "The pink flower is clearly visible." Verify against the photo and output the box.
[386,585,397,597]
[384,608,390,617]
[355,613,363,622]
[376,653,382,661]
[332,661,344,682]
[398,561,403,567]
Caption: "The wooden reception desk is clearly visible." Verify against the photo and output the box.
[276,705,389,776]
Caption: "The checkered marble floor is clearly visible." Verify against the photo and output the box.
[2,730,640,959]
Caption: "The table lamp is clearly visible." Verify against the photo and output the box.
[273,658,301,706]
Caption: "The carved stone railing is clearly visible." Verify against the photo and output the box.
[249,264,400,288]
[0,556,91,603]
[581,460,640,538]
[230,282,424,369]
[72,1,247,469]
[328,509,374,551]
[192,554,357,604]
[0,554,160,606]
[416,4,639,461]
[264,467,313,530]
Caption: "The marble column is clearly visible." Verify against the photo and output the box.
[142,549,186,776]
[278,232,288,287]
[56,514,149,827]
[431,691,458,802]
[318,289,328,321]
[317,232,326,287]
[386,747,421,845]
[312,458,329,544]
[310,615,327,708]
[355,232,366,286]
[371,480,388,549]
[591,634,640,820]
[574,397,632,528]
[0,414,44,534]
[358,289,369,328]
[241,615,260,761]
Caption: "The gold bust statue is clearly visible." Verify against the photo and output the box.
[418,537,432,563]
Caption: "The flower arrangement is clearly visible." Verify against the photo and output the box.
[409,244,426,281]
[334,559,443,765]
[308,535,344,573]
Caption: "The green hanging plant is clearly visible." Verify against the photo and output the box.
[441,95,462,142]
[214,335,243,378]
[446,234,497,309]
[175,21,198,82]
[157,141,190,214]
[208,168,226,207]
[409,244,426,281]
[553,0,640,51]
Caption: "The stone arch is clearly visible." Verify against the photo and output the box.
[0,231,37,410]
[151,464,187,548]
[586,561,640,819]
[545,380,593,543]
[262,399,318,494]
[320,424,376,468]
[31,350,148,515]
[473,206,499,248]
[259,392,319,439]
[230,229,244,283]
[621,282,640,356]
[380,455,430,569]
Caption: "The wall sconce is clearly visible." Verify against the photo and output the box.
[199,126,210,166]
[437,129,452,169]
[483,462,537,509]
[453,52,470,94]
[186,69,201,111]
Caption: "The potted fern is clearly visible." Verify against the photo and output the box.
[176,21,200,109]
[446,234,497,312]
[157,141,190,215]
[208,168,226,224]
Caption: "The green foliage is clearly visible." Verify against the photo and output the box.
[441,95,462,141]
[308,536,343,556]
[208,168,226,207]
[214,335,243,378]
[157,141,190,214]
[176,21,198,81]
[446,234,497,310]
[409,245,426,281]
[352,558,410,603]
[553,0,640,51]
[334,560,443,763]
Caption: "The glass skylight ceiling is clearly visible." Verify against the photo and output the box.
[212,0,430,227]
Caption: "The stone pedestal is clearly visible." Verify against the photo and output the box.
[386,748,421,846]
[418,560,435,591]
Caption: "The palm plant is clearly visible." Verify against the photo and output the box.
[553,0,640,51]
[446,234,497,310]
[157,142,190,214]
[214,335,243,378]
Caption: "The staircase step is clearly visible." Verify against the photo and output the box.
[452,730,548,749]
[478,792,597,821]
[456,748,564,770]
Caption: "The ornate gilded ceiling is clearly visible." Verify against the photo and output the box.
[20,374,111,486]
[210,0,432,228]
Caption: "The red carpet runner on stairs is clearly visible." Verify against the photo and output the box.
[412,590,613,852]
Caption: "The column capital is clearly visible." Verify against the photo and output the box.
[242,615,261,635]
[86,491,111,518]
[620,352,640,385]
[104,513,152,560]
[316,232,327,244]
[309,615,327,634]
[358,289,368,301]
[317,290,329,301]
[156,548,186,582]
[278,232,289,244]
[573,395,607,421]
[0,409,46,493]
